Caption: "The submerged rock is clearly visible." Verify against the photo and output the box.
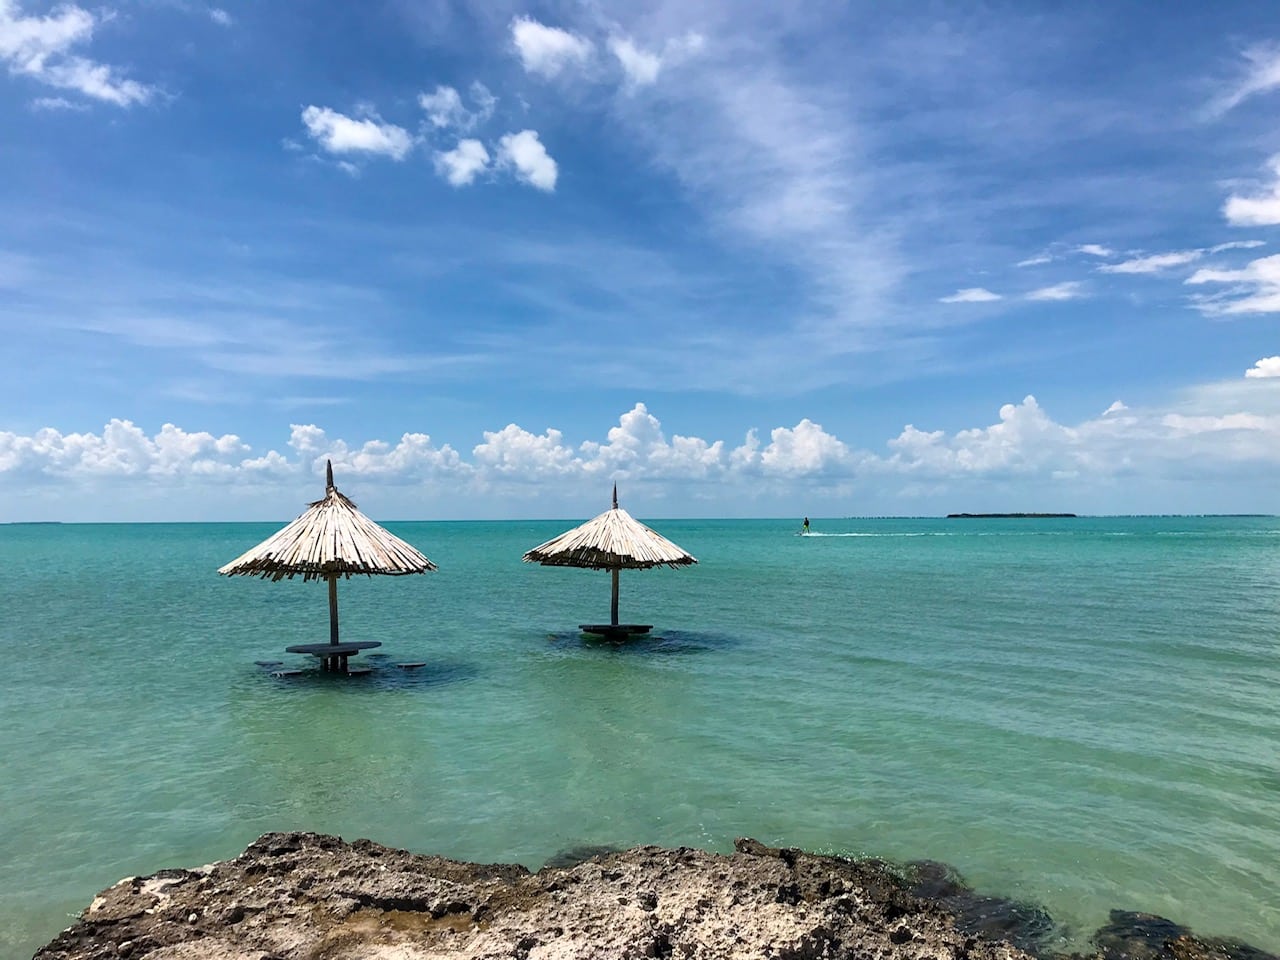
[904,860,1056,956]
[1085,910,1277,960]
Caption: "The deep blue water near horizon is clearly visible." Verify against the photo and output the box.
[2,516,1279,958]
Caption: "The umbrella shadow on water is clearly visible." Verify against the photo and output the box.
[543,629,740,656]
[250,657,478,691]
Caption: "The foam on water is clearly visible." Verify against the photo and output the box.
[2,516,1278,957]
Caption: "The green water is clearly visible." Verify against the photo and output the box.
[2,517,1278,958]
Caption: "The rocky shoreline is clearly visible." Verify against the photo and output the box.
[35,832,1277,960]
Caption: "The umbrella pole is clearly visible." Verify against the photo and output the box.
[327,574,340,671]
[611,568,620,626]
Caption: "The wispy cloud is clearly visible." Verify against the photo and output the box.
[29,95,86,111]
[1076,243,1113,258]
[1098,250,1204,274]
[940,287,1001,303]
[0,0,154,106]
[209,7,232,27]
[299,105,414,160]
[1185,253,1280,314]
[1026,281,1085,301]
[1209,43,1280,116]
[1223,155,1280,226]
[1016,253,1052,267]
[418,82,495,132]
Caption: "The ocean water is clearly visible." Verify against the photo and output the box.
[2,516,1279,958]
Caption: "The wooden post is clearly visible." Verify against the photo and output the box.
[611,568,620,626]
[328,574,340,645]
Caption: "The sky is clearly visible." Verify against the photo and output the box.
[4,1,1280,521]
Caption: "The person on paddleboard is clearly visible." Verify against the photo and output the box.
[802,517,810,534]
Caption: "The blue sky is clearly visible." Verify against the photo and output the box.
[4,0,1280,521]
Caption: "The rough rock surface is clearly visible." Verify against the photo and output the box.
[33,833,1278,960]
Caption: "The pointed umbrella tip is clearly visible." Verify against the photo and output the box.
[612,482,618,509]
[326,459,334,490]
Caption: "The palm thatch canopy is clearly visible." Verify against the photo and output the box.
[219,461,434,655]
[219,461,436,581]
[522,485,695,630]
[521,485,696,570]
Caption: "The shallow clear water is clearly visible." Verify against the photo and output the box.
[2,517,1278,958]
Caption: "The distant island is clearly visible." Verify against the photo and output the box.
[946,513,1077,519]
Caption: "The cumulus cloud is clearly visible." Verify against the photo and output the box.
[1098,250,1205,274]
[0,419,247,479]
[13,389,1280,516]
[0,0,154,106]
[609,36,662,87]
[418,82,495,132]
[1223,155,1280,226]
[1245,357,1280,379]
[510,16,593,78]
[1026,281,1085,301]
[473,424,576,478]
[434,138,489,187]
[300,105,414,160]
[497,129,557,191]
[939,287,1001,303]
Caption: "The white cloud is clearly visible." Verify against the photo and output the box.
[15,387,1280,517]
[1210,240,1265,253]
[300,105,413,160]
[434,138,489,187]
[1223,155,1280,226]
[1246,357,1280,379]
[1098,250,1204,274]
[29,95,85,111]
[577,404,726,480]
[0,419,247,479]
[209,8,232,27]
[1185,253,1280,314]
[418,82,495,132]
[610,36,662,87]
[0,0,154,105]
[473,424,576,478]
[1211,44,1280,115]
[1076,244,1113,257]
[510,16,593,78]
[419,85,464,127]
[497,129,557,191]
[1026,281,1085,301]
[1017,253,1052,267]
[939,287,1001,303]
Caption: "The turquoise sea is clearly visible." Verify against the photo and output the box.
[3,516,1279,959]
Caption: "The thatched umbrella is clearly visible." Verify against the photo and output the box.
[219,460,435,669]
[522,485,696,637]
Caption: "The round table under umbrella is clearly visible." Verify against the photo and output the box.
[522,485,697,640]
[218,460,436,671]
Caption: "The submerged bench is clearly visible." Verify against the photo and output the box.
[579,624,652,641]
